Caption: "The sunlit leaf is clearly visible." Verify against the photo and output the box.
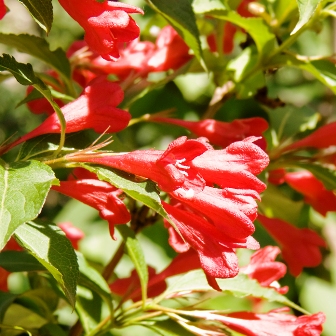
[192,0,227,14]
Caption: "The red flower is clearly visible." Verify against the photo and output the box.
[207,0,255,54]
[258,215,326,276]
[151,117,268,149]
[10,78,130,149]
[58,0,143,61]
[284,121,336,152]
[0,0,7,20]
[241,246,288,294]
[0,268,10,291]
[162,201,259,290]
[58,222,85,250]
[146,25,192,72]
[52,168,130,238]
[194,308,325,336]
[284,171,336,216]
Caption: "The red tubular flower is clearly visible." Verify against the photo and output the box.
[241,246,288,294]
[194,308,325,336]
[284,171,336,216]
[284,121,336,152]
[10,78,130,148]
[162,201,259,290]
[0,0,7,20]
[258,215,326,276]
[58,0,143,61]
[151,117,268,149]
[146,25,193,72]
[52,168,130,238]
[58,222,85,250]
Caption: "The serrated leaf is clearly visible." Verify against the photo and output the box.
[81,165,173,226]
[17,0,53,34]
[0,159,55,249]
[0,250,46,272]
[158,270,307,313]
[0,34,70,78]
[291,0,322,35]
[192,0,227,14]
[146,0,204,67]
[212,11,278,59]
[293,162,336,190]
[76,252,113,314]
[117,225,148,303]
[14,221,79,308]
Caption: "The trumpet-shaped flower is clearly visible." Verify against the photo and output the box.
[58,0,143,61]
[258,215,326,276]
[241,246,288,294]
[10,78,130,149]
[52,168,130,238]
[151,117,268,149]
[284,171,336,216]
[284,121,336,151]
[193,308,325,336]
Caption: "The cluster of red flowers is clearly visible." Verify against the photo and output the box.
[0,0,330,334]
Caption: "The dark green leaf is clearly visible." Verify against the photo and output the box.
[14,221,79,308]
[212,11,278,59]
[81,165,176,229]
[16,288,59,321]
[146,0,204,67]
[117,225,148,302]
[0,251,46,272]
[17,0,53,34]
[0,159,56,249]
[16,86,44,108]
[147,319,195,336]
[39,323,68,336]
[270,54,336,94]
[192,0,227,14]
[158,270,308,313]
[0,34,70,78]
[291,0,322,34]
[0,54,64,116]
[0,292,17,322]
[77,252,113,314]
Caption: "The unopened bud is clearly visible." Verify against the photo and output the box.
[248,2,266,16]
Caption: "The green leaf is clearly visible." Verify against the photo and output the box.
[0,34,70,79]
[76,286,104,333]
[158,270,308,313]
[39,323,68,336]
[146,0,204,67]
[0,159,55,249]
[81,165,175,228]
[76,252,113,314]
[292,162,336,190]
[0,251,46,272]
[14,221,79,308]
[147,319,195,336]
[212,11,278,59]
[117,225,148,302]
[0,292,17,322]
[270,52,336,94]
[192,0,227,14]
[291,0,322,34]
[17,0,53,34]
